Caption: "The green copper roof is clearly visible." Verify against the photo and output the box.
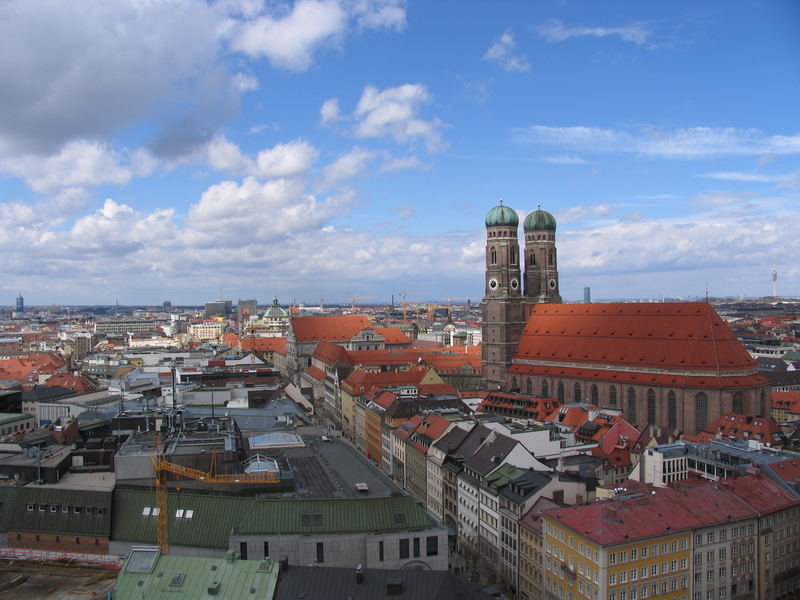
[485,203,519,228]
[523,208,557,231]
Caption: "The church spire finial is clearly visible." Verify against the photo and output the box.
[498,198,504,205]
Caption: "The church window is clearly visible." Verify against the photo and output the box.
[733,392,743,414]
[627,388,637,422]
[510,247,517,265]
[548,249,554,265]
[668,391,677,429]
[557,381,565,403]
[530,253,536,266]
[609,386,617,407]
[695,392,708,431]
[574,382,582,403]
[490,247,497,264]
[591,384,598,404]
[511,377,518,392]
[542,380,549,397]
[647,389,656,425]
[526,378,533,395]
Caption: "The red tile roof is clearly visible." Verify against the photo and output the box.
[312,340,352,365]
[43,373,98,394]
[373,327,412,345]
[0,353,67,381]
[239,337,287,354]
[764,457,800,485]
[546,478,768,546]
[304,365,325,381]
[512,302,766,389]
[222,333,240,347]
[291,315,373,342]
[772,391,800,416]
[694,413,785,445]
[718,472,800,516]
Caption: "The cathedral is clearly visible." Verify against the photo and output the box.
[480,201,771,435]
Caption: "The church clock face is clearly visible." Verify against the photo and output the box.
[510,278,519,290]
[489,278,499,290]
[548,277,557,290]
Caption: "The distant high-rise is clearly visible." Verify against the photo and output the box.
[238,299,258,320]
[15,292,24,313]
[583,287,591,303]
[163,300,172,311]
[204,300,232,317]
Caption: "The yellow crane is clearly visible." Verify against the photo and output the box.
[152,440,279,554]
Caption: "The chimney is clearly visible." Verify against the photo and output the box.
[355,564,364,584]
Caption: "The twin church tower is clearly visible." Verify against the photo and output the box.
[481,201,561,390]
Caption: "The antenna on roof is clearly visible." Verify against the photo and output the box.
[704,283,709,302]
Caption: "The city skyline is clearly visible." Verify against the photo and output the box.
[1,1,799,305]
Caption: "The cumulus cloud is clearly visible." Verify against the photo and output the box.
[229,0,406,70]
[0,141,158,194]
[511,125,800,158]
[206,136,318,178]
[379,156,430,171]
[534,19,651,46]
[322,147,376,185]
[323,84,446,151]
[484,31,530,73]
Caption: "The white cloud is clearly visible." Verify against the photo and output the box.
[558,204,612,224]
[322,147,376,185]
[346,0,406,30]
[512,125,800,158]
[542,154,587,165]
[694,191,752,207]
[230,0,346,71]
[380,156,430,171]
[229,0,406,70]
[324,84,445,152]
[206,135,318,179]
[0,140,157,194]
[534,19,651,46]
[231,72,260,92]
[396,203,415,218]
[484,31,530,73]
[699,171,788,183]
[320,98,342,124]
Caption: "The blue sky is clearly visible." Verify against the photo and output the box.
[1,0,799,305]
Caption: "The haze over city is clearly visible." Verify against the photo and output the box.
[1,0,798,305]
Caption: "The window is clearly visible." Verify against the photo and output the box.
[490,247,497,264]
[610,553,617,565]
[413,537,420,558]
[696,392,708,431]
[316,542,324,564]
[558,382,565,403]
[647,389,656,425]
[591,384,599,404]
[610,573,617,585]
[399,539,409,559]
[542,380,549,397]
[239,542,248,560]
[263,541,269,558]
[707,532,714,543]
[668,391,677,429]
[574,382,582,403]
[627,388,637,422]
[732,392,743,415]
[609,386,618,407]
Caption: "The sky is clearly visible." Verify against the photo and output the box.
[1,0,799,306]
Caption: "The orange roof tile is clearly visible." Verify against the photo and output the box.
[239,337,287,354]
[291,315,373,342]
[512,303,764,388]
[373,327,412,345]
[304,365,325,381]
[312,340,352,365]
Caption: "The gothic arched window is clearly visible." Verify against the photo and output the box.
[647,389,656,425]
[510,247,517,265]
[542,379,549,397]
[609,386,617,407]
[574,382,582,403]
[627,387,637,422]
[557,381,565,403]
[548,249,554,265]
[733,392,743,414]
[667,391,677,429]
[490,247,497,264]
[530,253,536,266]
[695,392,708,431]
[526,378,532,395]
[591,384,599,404]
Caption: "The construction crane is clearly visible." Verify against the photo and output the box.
[152,440,279,554]
[397,292,424,322]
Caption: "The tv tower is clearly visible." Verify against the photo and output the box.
[771,266,778,298]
